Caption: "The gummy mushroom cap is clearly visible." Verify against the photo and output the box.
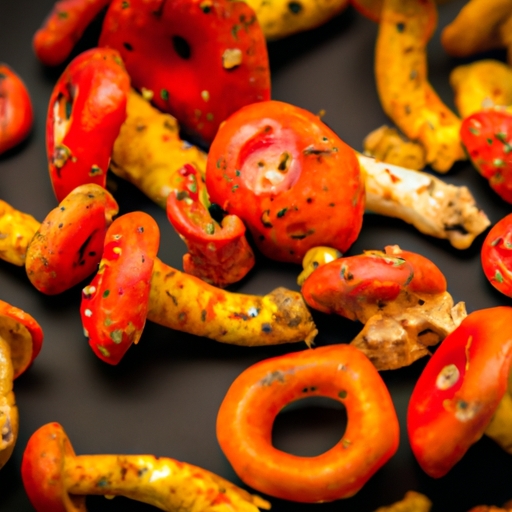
[21,422,85,512]
[300,252,415,318]
[0,300,43,379]
[25,183,119,296]
[382,245,447,295]
[407,307,512,478]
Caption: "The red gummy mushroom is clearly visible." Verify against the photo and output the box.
[481,212,512,297]
[460,107,512,204]
[99,0,270,145]
[407,307,512,478]
[205,100,365,264]
[25,184,119,295]
[166,163,255,287]
[81,211,160,365]
[0,64,33,155]
[22,421,270,512]
[47,47,130,202]
[33,0,112,67]
[300,245,466,370]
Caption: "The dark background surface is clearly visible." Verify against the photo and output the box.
[1,0,512,510]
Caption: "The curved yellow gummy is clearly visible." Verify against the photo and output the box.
[0,200,40,266]
[110,89,208,209]
[245,0,349,39]
[450,60,512,118]
[148,258,318,347]
[65,453,270,512]
[375,0,465,172]
[0,337,18,470]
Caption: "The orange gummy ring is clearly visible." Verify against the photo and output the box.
[216,344,399,503]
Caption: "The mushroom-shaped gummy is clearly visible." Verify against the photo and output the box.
[206,100,365,264]
[81,211,159,365]
[166,163,255,287]
[0,300,43,469]
[82,209,317,365]
[407,307,512,478]
[47,47,130,202]
[99,0,270,145]
[460,106,512,204]
[21,421,270,512]
[301,245,466,370]
[481,212,512,297]
[25,184,119,295]
[0,63,33,155]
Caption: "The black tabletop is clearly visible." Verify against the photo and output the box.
[1,0,512,510]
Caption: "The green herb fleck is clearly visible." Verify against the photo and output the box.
[277,208,288,218]
[187,180,197,194]
[160,89,169,101]
[103,290,110,298]
[404,271,414,287]
[495,270,504,283]
[110,330,124,344]
[97,346,110,357]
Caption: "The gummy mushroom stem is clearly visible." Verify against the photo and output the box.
[0,300,43,469]
[358,154,491,250]
[147,257,318,347]
[0,336,18,469]
[22,422,270,512]
[0,200,40,266]
[109,88,208,209]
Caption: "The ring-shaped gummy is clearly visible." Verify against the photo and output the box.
[216,344,399,503]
